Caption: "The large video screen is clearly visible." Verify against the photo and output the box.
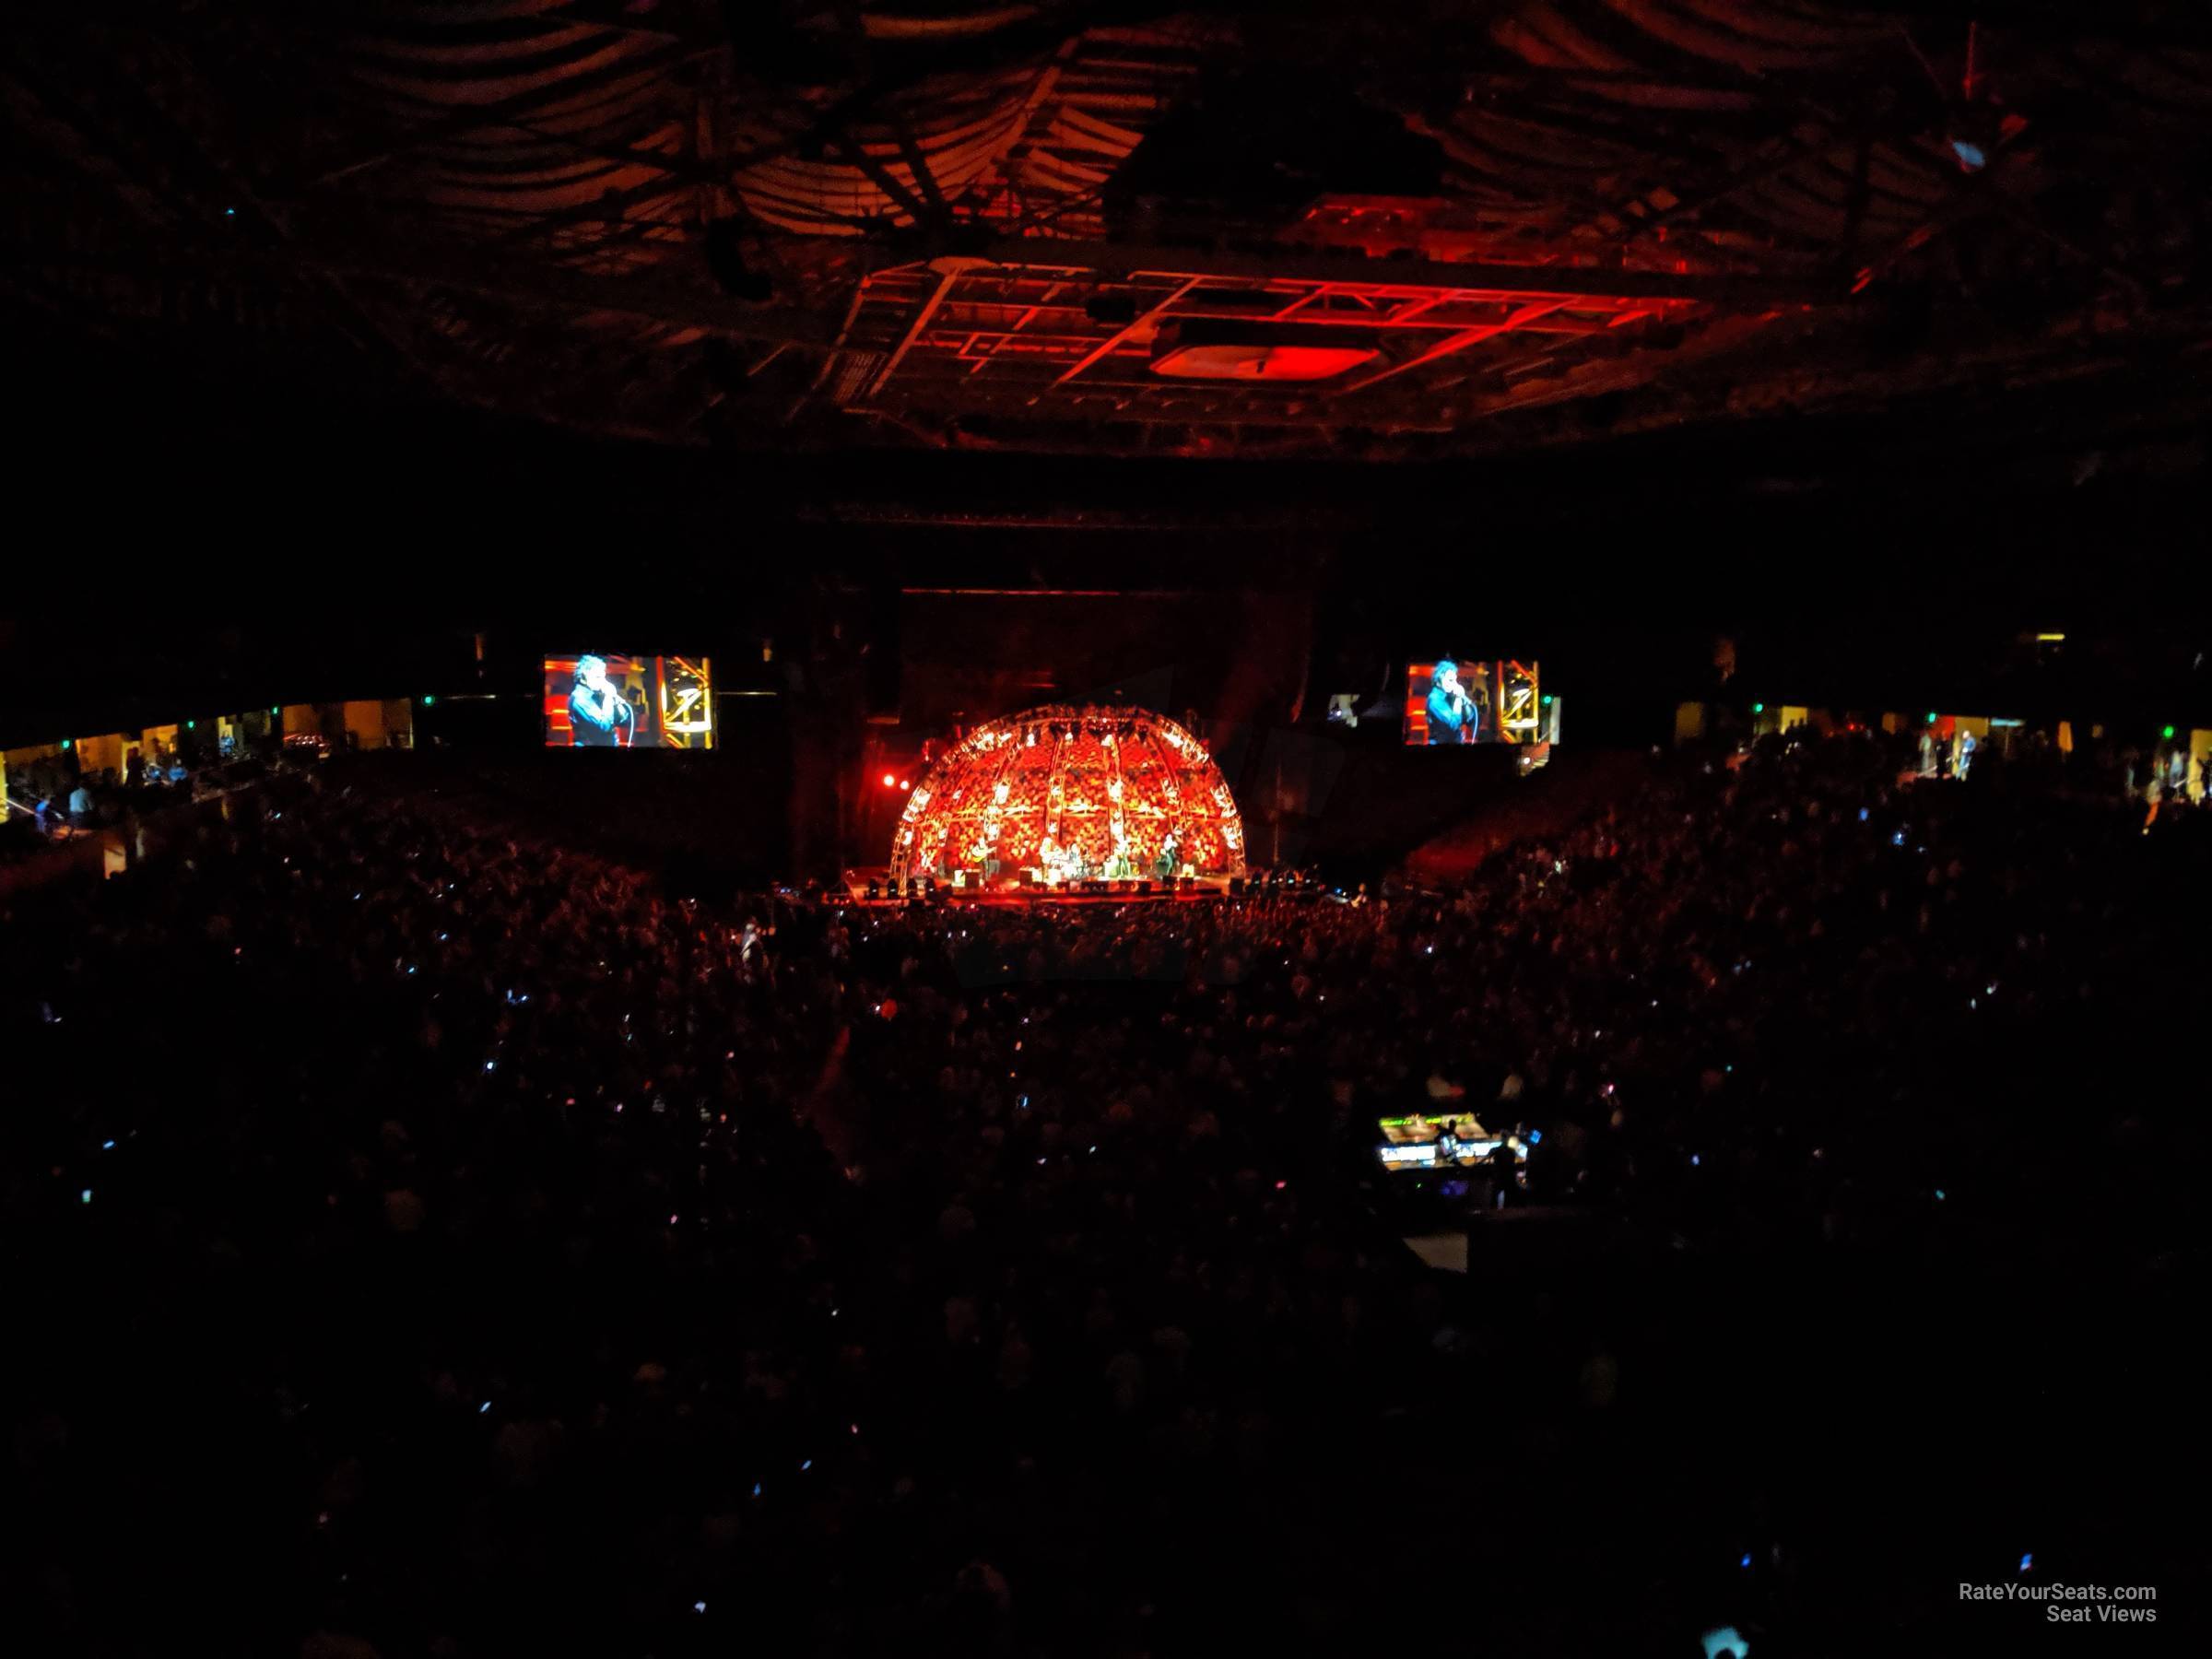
[1376,1113,1526,1175]
[1405,659,1548,747]
[543,654,713,749]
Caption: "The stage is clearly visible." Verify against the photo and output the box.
[840,870,1244,907]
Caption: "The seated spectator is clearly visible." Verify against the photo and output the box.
[2,732,2200,1656]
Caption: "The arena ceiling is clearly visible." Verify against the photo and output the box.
[8,2,2212,463]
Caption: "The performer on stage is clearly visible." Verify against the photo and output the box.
[1426,659,1481,745]
[570,655,635,747]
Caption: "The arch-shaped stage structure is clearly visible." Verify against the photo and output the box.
[891,706,1245,888]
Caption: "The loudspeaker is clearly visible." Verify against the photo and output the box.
[1135,880,1152,895]
[1228,877,1246,896]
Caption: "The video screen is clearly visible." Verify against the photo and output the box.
[1376,1112,1524,1173]
[1405,659,1547,747]
[543,654,713,749]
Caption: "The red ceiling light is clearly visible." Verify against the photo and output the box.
[1151,342,1379,382]
[1148,317,1382,382]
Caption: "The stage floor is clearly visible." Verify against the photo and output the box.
[840,873,1239,906]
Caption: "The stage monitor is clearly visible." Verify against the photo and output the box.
[1405,659,1551,747]
[543,654,714,749]
[1376,1112,1524,1173]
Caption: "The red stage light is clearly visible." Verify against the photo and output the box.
[900,779,912,790]
[890,704,1246,888]
[882,772,897,787]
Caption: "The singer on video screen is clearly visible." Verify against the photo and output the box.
[1425,658,1482,745]
[569,654,635,747]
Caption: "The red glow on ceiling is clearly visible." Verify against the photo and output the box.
[1150,343,1380,382]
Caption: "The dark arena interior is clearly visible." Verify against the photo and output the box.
[6,4,2212,1655]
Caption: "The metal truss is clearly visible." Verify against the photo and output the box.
[836,253,1742,429]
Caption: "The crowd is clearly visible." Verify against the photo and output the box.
[5,732,2204,1657]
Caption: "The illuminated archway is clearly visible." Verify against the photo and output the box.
[890,705,1246,885]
